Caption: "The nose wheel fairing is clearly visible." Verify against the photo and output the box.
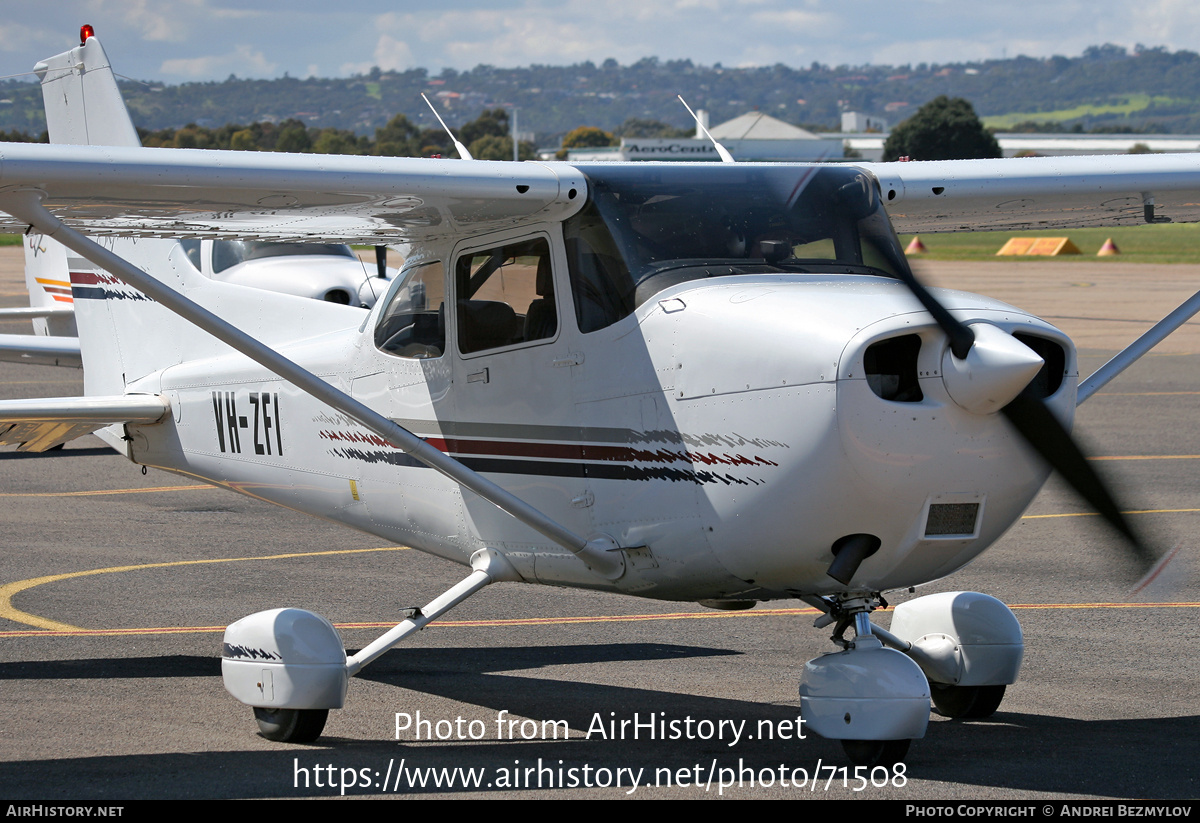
[798,636,931,742]
[798,591,1024,764]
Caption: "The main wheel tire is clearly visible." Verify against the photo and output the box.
[841,738,910,767]
[930,683,1006,719]
[253,707,329,743]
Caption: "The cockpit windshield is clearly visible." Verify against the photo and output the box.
[564,164,908,333]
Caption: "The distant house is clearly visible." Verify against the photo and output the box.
[578,111,843,162]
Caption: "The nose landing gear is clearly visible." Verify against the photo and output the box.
[798,591,1024,766]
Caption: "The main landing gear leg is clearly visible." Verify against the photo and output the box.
[221,548,520,743]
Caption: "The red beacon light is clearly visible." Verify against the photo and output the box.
[80,24,95,46]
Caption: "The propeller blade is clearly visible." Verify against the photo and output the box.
[893,261,975,359]
[894,255,1156,578]
[1001,389,1153,575]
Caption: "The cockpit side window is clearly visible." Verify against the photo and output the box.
[563,200,636,334]
[179,238,203,271]
[455,237,557,355]
[374,260,446,359]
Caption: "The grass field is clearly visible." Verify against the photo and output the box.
[900,222,1200,264]
[980,93,1185,130]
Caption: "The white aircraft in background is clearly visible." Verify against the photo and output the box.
[0,29,395,369]
[0,29,1197,766]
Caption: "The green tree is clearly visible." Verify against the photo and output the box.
[614,118,690,138]
[229,128,259,151]
[561,126,616,149]
[274,119,312,153]
[468,134,537,161]
[374,113,419,157]
[311,128,367,155]
[882,96,1000,161]
[459,108,509,145]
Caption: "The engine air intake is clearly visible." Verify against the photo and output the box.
[864,334,923,402]
[1013,333,1066,399]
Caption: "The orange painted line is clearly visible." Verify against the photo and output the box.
[0,484,213,498]
[1095,391,1200,396]
[342,607,824,629]
[2,602,1196,639]
[1007,602,1198,610]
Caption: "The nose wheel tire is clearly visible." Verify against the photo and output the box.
[253,707,329,743]
[841,738,910,767]
[930,684,1006,719]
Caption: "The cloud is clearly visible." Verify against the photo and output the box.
[341,34,417,75]
[160,44,278,79]
[6,0,1200,82]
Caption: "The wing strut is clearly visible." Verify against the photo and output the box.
[1,191,625,581]
[1077,286,1200,405]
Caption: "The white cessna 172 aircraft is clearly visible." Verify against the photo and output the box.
[1,30,1197,766]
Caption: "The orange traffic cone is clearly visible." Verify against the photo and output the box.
[906,236,928,254]
[1097,237,1120,256]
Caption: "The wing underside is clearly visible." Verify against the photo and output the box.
[860,154,1200,233]
[0,145,1195,240]
[0,144,587,244]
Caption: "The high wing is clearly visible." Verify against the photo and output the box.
[0,305,79,367]
[0,146,1197,242]
[0,394,167,451]
[861,154,1200,232]
[0,143,585,244]
[0,332,81,367]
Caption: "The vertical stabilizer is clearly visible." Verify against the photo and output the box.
[33,34,140,147]
[22,233,77,337]
[29,33,176,397]
[22,33,135,340]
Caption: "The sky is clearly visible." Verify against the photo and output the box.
[2,1,1200,83]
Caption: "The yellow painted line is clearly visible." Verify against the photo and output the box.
[0,484,214,498]
[0,546,411,631]
[2,602,1196,639]
[1023,507,1200,519]
[1092,455,1200,461]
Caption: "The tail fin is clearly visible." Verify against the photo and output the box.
[28,33,176,395]
[22,233,78,337]
[25,34,364,400]
[20,32,138,340]
[33,32,140,147]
